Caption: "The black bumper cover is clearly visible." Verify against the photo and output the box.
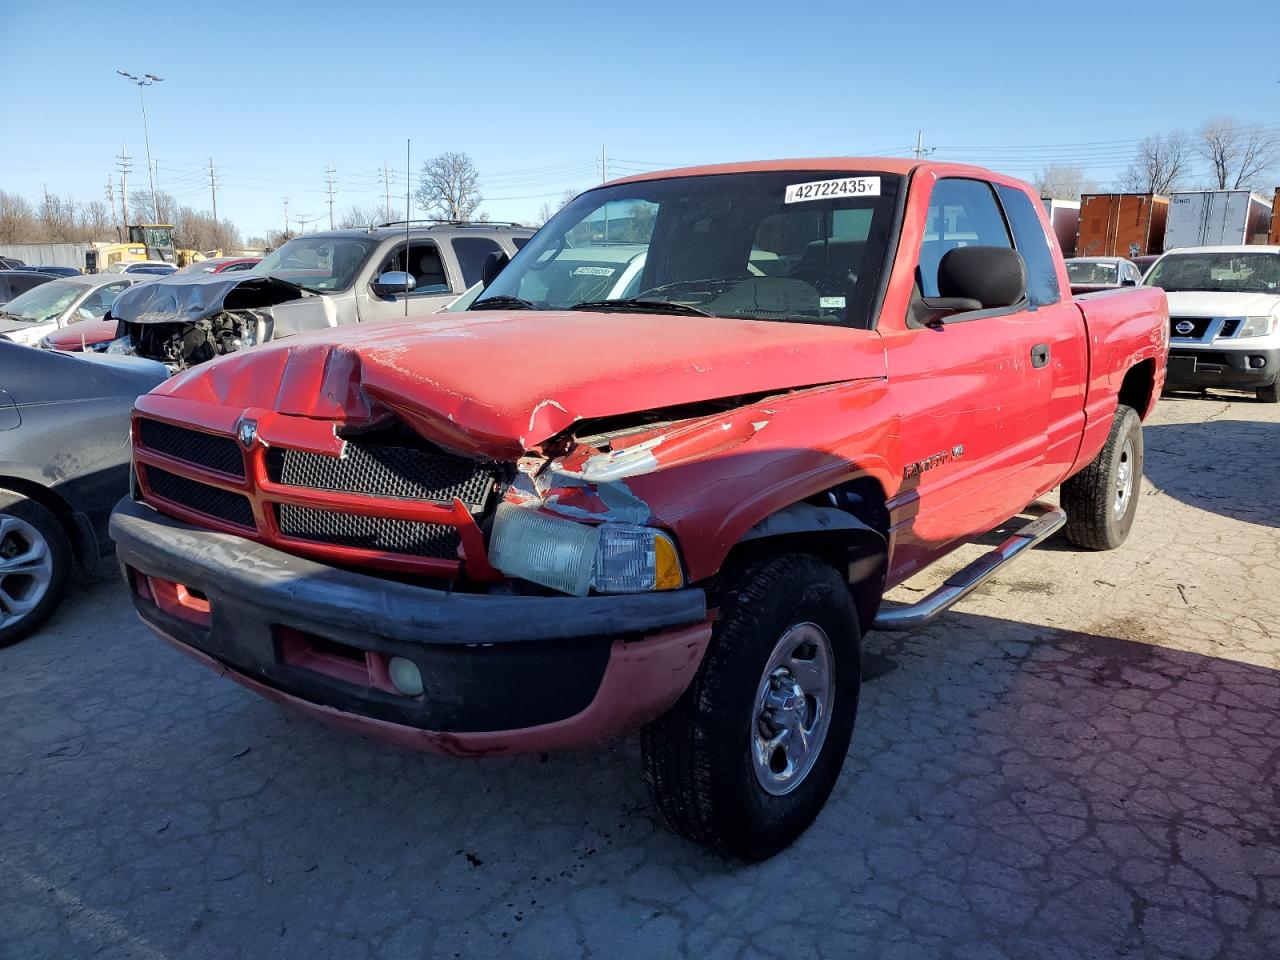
[110,497,707,732]
[1166,345,1280,390]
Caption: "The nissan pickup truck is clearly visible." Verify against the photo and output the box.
[1143,245,1280,402]
[110,159,1169,860]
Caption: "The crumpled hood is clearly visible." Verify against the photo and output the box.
[1163,290,1280,317]
[154,310,887,458]
[111,272,305,324]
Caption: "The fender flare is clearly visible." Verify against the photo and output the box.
[736,502,888,631]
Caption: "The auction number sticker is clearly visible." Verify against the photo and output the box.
[572,266,615,276]
[784,177,880,203]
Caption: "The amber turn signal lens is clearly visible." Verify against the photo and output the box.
[654,534,683,591]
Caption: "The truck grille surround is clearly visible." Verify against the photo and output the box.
[132,418,501,578]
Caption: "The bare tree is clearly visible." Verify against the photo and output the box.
[130,190,177,225]
[0,191,37,243]
[1119,132,1191,195]
[414,151,482,220]
[535,187,580,227]
[337,204,385,229]
[1197,117,1280,189]
[1034,164,1097,201]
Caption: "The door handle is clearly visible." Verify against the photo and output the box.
[1031,343,1050,368]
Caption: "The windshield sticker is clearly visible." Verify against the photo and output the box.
[819,296,846,309]
[785,177,880,204]
[572,266,616,277]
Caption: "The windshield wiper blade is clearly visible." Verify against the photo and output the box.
[470,295,539,311]
[570,298,713,317]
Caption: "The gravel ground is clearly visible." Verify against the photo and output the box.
[1,391,1277,960]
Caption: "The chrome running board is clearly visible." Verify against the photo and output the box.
[872,502,1066,632]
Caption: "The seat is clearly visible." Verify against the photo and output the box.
[413,249,448,292]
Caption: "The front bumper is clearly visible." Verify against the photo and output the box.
[110,497,710,754]
[1165,344,1280,390]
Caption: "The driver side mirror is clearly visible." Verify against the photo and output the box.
[372,271,416,298]
[481,251,509,288]
[923,246,1027,322]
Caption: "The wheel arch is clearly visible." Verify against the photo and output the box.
[717,478,890,633]
[0,476,93,565]
[1119,358,1157,420]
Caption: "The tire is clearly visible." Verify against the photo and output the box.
[0,491,72,648]
[641,553,862,861]
[1061,405,1143,551]
[1257,380,1279,404]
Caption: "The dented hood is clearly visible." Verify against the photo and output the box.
[111,272,305,324]
[155,310,887,457]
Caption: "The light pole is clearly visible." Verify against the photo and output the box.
[116,70,164,223]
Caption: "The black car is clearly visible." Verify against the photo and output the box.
[0,342,166,645]
[18,265,82,278]
[0,270,53,306]
[0,256,26,270]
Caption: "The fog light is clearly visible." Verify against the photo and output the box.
[388,656,424,697]
[1249,356,1266,369]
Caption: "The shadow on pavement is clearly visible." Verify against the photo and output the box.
[1144,418,1278,528]
[2,580,1276,959]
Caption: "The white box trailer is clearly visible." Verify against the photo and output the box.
[1164,190,1273,250]
[1040,198,1080,257]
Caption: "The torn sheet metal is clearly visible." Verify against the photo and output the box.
[111,273,304,325]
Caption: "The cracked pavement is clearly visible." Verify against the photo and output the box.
[1,392,1277,959]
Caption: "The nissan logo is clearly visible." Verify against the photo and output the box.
[1174,321,1196,336]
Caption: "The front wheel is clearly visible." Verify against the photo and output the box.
[1257,380,1279,404]
[0,491,72,648]
[1061,404,1143,550]
[641,553,862,860]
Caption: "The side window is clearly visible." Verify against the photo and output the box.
[11,275,46,296]
[451,237,502,288]
[995,184,1061,307]
[511,237,531,250]
[378,241,449,295]
[222,261,254,273]
[918,179,1013,298]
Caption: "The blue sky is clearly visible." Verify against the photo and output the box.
[2,0,1277,239]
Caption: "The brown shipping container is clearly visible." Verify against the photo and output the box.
[1076,194,1169,258]
[1271,188,1280,245]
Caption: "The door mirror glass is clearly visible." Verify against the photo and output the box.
[372,271,416,297]
[481,251,509,288]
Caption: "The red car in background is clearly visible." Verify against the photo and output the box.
[180,257,261,275]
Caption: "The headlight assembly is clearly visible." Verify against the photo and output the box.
[1238,315,1277,338]
[488,502,684,597]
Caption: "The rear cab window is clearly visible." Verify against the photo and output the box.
[995,184,1062,307]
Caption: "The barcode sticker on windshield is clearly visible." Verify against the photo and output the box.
[784,177,880,203]
[572,266,615,277]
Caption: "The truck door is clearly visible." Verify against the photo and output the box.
[357,239,461,324]
[880,178,1067,574]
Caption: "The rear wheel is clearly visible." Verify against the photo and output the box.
[0,491,71,648]
[1257,380,1279,404]
[641,553,862,860]
[1061,405,1143,550]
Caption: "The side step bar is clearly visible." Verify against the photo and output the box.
[872,502,1066,632]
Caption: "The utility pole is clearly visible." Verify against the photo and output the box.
[115,145,132,229]
[116,71,164,222]
[283,197,290,235]
[382,159,391,222]
[208,158,219,224]
[325,163,336,229]
[600,144,608,184]
[912,130,935,160]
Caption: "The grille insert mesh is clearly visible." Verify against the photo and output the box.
[146,467,255,528]
[274,503,462,560]
[138,419,245,478]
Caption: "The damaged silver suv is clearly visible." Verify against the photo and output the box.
[106,222,532,371]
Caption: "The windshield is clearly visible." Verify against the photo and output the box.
[474,170,902,326]
[252,237,377,292]
[1066,260,1118,284]
[0,280,84,323]
[1145,252,1280,293]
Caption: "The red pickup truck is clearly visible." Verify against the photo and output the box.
[110,159,1168,860]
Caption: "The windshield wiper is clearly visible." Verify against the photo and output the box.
[470,295,539,311]
[570,298,713,317]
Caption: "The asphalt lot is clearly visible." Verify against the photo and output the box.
[1,391,1277,960]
